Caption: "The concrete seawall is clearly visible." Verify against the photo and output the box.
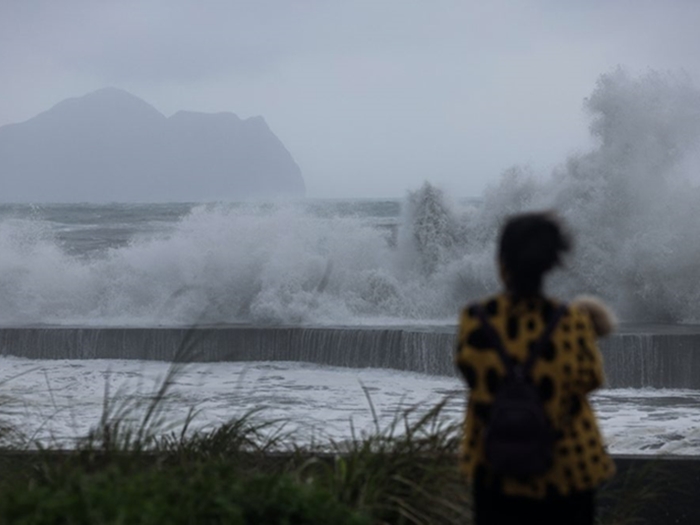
[1,324,700,388]
[601,330,700,388]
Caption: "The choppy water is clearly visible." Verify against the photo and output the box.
[2,70,700,455]
[1,70,700,327]
[1,357,699,455]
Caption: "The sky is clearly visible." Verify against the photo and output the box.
[1,0,699,199]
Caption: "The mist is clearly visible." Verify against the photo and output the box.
[1,1,699,199]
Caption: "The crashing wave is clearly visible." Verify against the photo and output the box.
[1,69,699,325]
[478,68,700,322]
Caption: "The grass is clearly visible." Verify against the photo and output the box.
[0,396,469,525]
[0,459,371,525]
[0,350,691,524]
[297,396,469,525]
[0,349,475,525]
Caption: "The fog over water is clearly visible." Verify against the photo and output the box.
[0,70,699,326]
[3,2,700,199]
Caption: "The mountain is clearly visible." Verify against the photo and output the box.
[0,88,305,202]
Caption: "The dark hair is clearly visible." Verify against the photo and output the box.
[498,211,572,297]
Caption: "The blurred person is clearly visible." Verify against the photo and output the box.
[455,211,615,525]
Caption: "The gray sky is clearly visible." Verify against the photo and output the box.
[1,0,699,199]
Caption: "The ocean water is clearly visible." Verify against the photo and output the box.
[0,199,419,326]
[2,357,699,455]
[1,69,700,453]
[0,196,699,454]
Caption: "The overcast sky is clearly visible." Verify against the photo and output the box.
[1,1,699,199]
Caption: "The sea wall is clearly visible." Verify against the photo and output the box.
[1,325,700,388]
[600,332,700,388]
[0,326,456,375]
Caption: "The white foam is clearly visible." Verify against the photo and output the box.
[1,357,699,455]
[0,70,699,326]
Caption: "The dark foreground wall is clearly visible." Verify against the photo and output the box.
[599,456,700,525]
[1,325,700,388]
[0,450,695,524]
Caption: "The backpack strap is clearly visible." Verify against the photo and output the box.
[474,302,568,378]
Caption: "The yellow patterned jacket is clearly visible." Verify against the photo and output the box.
[455,293,615,498]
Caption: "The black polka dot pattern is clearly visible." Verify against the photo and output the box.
[569,396,582,417]
[466,328,491,350]
[460,364,478,388]
[507,316,519,339]
[485,299,498,316]
[540,341,557,361]
[455,293,615,498]
[538,376,554,402]
[486,368,501,395]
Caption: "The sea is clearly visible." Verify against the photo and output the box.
[1,198,700,455]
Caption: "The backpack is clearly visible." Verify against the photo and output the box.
[474,303,567,478]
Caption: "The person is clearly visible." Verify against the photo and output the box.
[455,211,615,525]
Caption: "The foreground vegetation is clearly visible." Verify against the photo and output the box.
[0,356,473,525]
[0,360,686,524]
[0,402,467,524]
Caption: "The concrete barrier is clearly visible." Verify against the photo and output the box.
[2,324,700,388]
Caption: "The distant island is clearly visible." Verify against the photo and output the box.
[0,88,305,202]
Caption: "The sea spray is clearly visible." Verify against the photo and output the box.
[473,68,700,322]
[0,69,699,325]
[387,68,700,322]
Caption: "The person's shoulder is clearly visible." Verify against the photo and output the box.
[541,297,589,333]
[461,293,505,319]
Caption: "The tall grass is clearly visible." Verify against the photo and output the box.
[301,396,470,525]
[0,330,682,524]
[0,350,473,524]
[0,368,42,449]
